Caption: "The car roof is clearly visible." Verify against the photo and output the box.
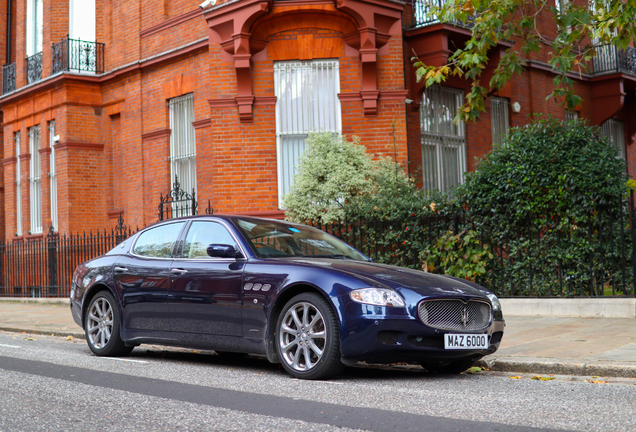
[142,214,301,230]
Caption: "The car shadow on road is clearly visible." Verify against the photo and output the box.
[127,345,472,381]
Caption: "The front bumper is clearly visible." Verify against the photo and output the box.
[340,313,505,364]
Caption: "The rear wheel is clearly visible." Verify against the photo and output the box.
[85,291,133,357]
[421,358,475,374]
[276,293,344,380]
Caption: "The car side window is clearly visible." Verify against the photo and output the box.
[132,222,185,258]
[182,221,238,259]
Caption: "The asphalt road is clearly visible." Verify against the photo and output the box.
[0,331,634,432]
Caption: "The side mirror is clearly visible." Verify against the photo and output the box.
[206,244,242,259]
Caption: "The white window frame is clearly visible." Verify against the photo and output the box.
[420,85,466,191]
[168,93,196,205]
[491,96,510,146]
[26,0,43,56]
[274,59,342,207]
[15,132,22,236]
[49,121,58,231]
[600,119,626,159]
[29,125,42,234]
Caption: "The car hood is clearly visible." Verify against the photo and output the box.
[286,258,489,298]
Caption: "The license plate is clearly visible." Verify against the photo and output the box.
[444,334,489,350]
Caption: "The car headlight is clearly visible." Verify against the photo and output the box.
[350,288,405,307]
[486,293,502,312]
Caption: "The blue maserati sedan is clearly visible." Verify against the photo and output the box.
[70,215,504,380]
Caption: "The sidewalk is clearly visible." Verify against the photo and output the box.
[1,298,635,378]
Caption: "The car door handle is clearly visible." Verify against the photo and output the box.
[114,266,128,273]
[171,268,188,275]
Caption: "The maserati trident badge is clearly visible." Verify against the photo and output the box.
[461,307,469,328]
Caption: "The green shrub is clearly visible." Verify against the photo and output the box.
[459,118,632,296]
[423,230,493,282]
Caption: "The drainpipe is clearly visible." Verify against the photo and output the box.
[6,0,11,64]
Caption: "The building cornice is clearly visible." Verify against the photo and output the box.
[192,119,212,129]
[1,156,17,166]
[54,142,105,152]
[141,129,171,141]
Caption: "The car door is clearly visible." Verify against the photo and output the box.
[114,221,186,332]
[168,220,245,336]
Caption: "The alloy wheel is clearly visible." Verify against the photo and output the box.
[87,297,114,349]
[278,301,327,372]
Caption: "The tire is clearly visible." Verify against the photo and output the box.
[276,293,344,380]
[421,358,475,374]
[84,291,133,357]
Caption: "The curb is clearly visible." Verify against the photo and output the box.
[476,356,636,379]
[0,297,69,306]
[0,327,85,340]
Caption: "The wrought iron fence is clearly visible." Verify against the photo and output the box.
[52,36,105,75]
[593,44,636,76]
[410,0,476,29]
[0,219,137,298]
[26,52,43,85]
[158,176,198,221]
[2,62,16,94]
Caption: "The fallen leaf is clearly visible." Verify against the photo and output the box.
[586,379,606,384]
[24,338,35,341]
[65,336,73,341]
[532,376,555,381]
[465,366,484,374]
[509,376,522,379]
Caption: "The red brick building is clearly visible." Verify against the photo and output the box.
[0,0,634,241]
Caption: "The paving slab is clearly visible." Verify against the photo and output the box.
[0,299,82,338]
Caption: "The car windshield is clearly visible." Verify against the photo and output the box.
[232,217,369,260]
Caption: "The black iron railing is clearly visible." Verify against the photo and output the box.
[593,44,636,76]
[26,52,42,85]
[0,220,138,298]
[410,0,476,29]
[52,36,105,75]
[158,176,198,221]
[2,62,16,94]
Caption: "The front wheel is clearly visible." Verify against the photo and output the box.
[85,291,133,357]
[276,293,344,380]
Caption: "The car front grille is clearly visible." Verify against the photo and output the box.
[418,299,492,331]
